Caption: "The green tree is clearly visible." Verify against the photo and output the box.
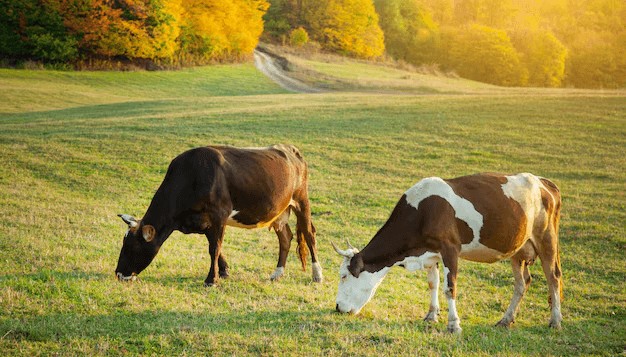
[511,29,567,87]
[374,0,438,66]
[289,27,308,47]
[442,24,526,86]
[0,0,79,62]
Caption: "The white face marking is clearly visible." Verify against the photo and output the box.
[394,251,441,272]
[335,257,389,314]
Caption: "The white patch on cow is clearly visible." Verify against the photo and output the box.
[425,263,440,321]
[335,257,390,314]
[404,177,506,262]
[270,266,285,281]
[501,173,543,239]
[442,266,462,333]
[406,178,481,248]
[312,262,323,282]
[394,251,441,272]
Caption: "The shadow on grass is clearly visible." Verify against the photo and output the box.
[2,306,623,355]
[0,100,182,122]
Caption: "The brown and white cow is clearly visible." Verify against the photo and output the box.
[116,144,323,286]
[333,173,563,333]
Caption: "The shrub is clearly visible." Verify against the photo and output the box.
[289,27,309,47]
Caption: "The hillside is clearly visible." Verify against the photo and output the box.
[259,45,626,96]
[1,55,625,356]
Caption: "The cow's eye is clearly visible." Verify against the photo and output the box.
[340,275,347,281]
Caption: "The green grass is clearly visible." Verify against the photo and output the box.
[0,59,625,356]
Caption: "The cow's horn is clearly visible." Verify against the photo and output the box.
[346,239,356,250]
[118,214,138,228]
[331,241,355,258]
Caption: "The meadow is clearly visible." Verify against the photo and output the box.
[0,59,625,355]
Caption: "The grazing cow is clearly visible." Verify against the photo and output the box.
[116,144,323,286]
[333,173,563,333]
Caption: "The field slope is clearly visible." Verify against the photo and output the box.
[0,56,625,356]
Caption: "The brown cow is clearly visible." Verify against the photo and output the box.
[116,144,323,286]
[333,173,562,333]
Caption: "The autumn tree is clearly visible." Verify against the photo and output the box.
[178,0,268,62]
[263,0,384,58]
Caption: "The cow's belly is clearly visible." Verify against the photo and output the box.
[226,205,291,230]
[226,214,273,229]
[459,242,509,263]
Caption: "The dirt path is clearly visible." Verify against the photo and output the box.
[253,49,322,93]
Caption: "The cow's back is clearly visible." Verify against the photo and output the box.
[445,173,546,261]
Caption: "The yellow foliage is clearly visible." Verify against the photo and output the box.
[511,29,568,87]
[179,0,269,61]
[304,0,384,59]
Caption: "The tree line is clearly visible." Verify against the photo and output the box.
[264,0,625,88]
[0,0,268,66]
[1,0,623,88]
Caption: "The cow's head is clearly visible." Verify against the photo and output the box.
[333,241,390,315]
[115,214,159,281]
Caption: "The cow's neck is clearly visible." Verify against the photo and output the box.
[360,220,434,273]
[359,225,410,273]
[142,195,175,245]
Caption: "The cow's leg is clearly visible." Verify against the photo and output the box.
[441,247,461,333]
[497,242,536,327]
[537,230,563,329]
[497,257,531,327]
[424,262,440,322]
[218,254,229,278]
[204,224,226,287]
[270,216,293,281]
[293,198,323,282]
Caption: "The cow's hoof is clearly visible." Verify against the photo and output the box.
[204,281,216,287]
[495,319,513,328]
[549,320,562,330]
[447,323,462,334]
[219,269,230,279]
[270,267,285,281]
[312,262,323,283]
[423,311,439,323]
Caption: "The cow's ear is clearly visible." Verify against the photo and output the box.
[142,225,156,242]
[348,254,364,278]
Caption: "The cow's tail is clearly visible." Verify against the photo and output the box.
[296,228,308,271]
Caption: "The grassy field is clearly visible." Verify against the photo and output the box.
[0,56,625,356]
